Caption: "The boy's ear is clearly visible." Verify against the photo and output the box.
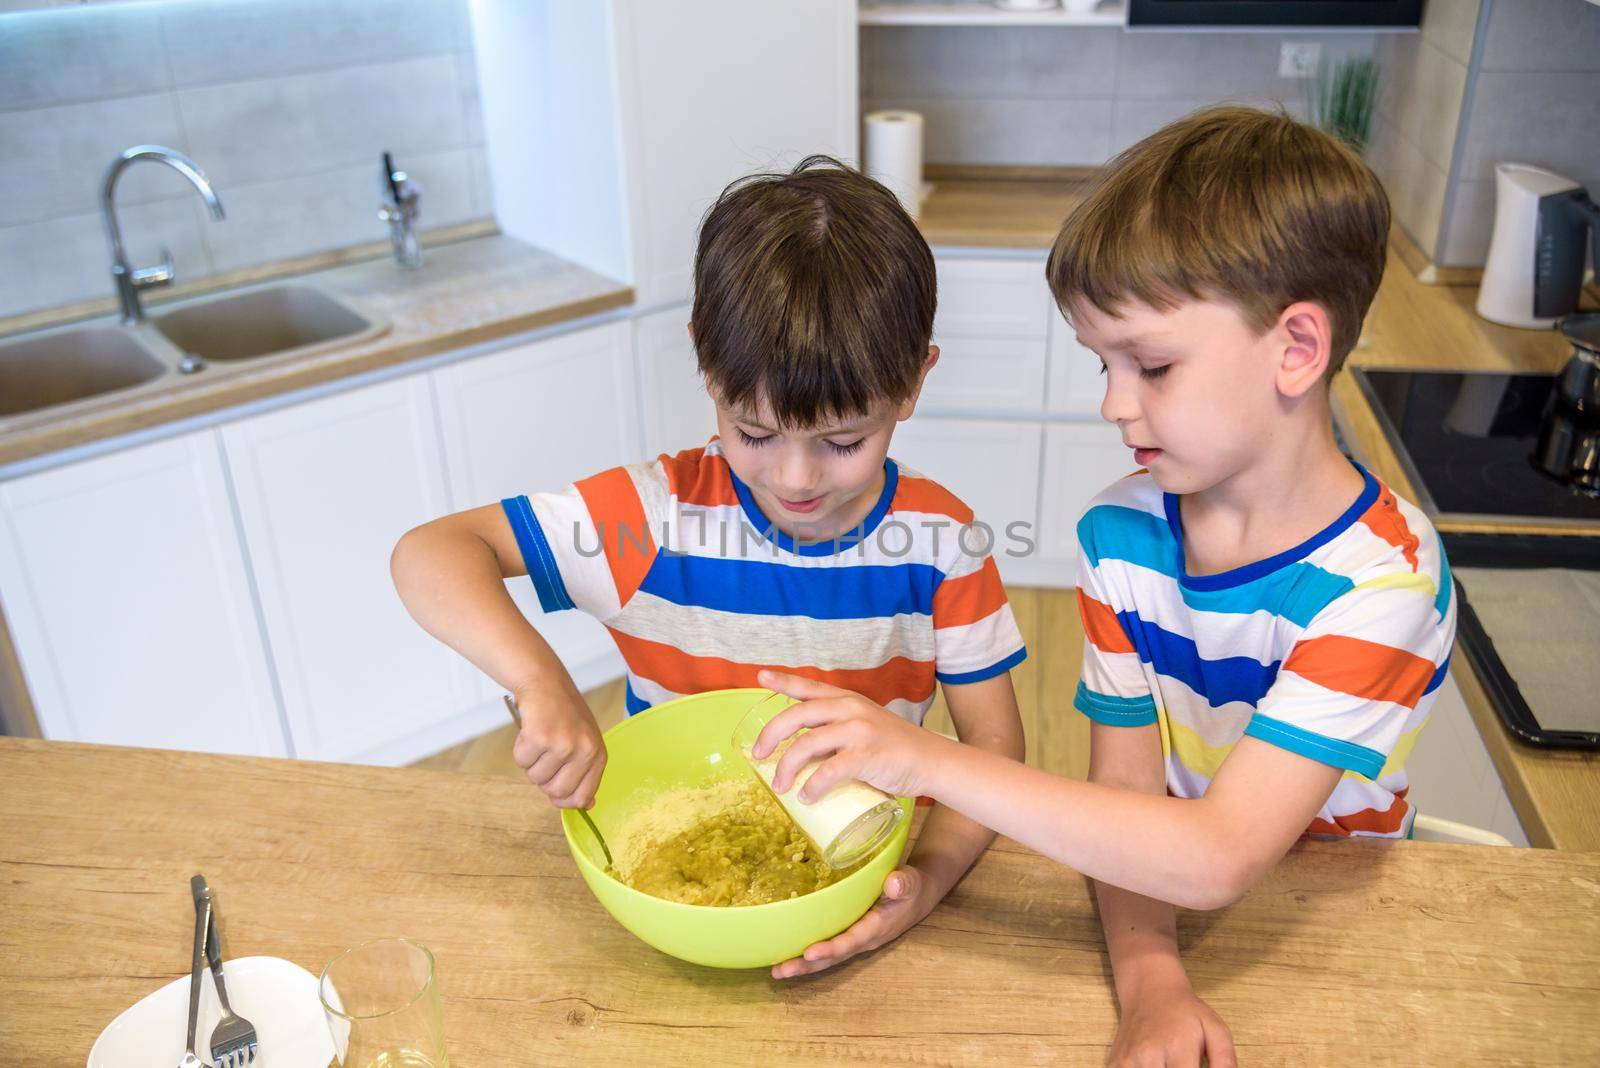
[685,321,696,344]
[896,345,940,421]
[1273,302,1332,399]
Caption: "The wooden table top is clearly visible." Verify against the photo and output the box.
[3,738,1597,1066]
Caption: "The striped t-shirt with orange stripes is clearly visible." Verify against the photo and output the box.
[501,439,1027,721]
[1075,463,1456,838]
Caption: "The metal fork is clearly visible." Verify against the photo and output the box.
[180,875,213,1068]
[190,875,259,1067]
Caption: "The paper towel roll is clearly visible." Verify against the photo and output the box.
[863,109,924,219]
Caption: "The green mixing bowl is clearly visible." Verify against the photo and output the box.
[560,687,913,969]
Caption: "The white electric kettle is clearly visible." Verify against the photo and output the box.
[1477,162,1599,330]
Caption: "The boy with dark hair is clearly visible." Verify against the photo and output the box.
[393,156,1028,979]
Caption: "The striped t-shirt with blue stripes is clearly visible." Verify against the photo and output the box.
[501,439,1027,721]
[1075,464,1456,838]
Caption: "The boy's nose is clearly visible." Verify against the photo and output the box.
[777,452,822,497]
[1100,372,1140,425]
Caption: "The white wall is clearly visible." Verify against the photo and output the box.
[465,0,632,285]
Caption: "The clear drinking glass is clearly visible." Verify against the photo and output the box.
[319,938,449,1068]
[732,691,904,869]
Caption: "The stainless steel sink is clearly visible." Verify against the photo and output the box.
[153,283,387,363]
[0,282,388,423]
[0,327,168,418]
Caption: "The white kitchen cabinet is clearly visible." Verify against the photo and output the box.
[1403,670,1529,846]
[472,0,859,308]
[890,416,1042,583]
[432,323,637,694]
[1046,304,1106,417]
[934,256,1051,340]
[922,255,1050,413]
[219,376,488,766]
[1037,421,1133,572]
[0,431,284,756]
[633,306,716,461]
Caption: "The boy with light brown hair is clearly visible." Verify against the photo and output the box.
[751,108,1456,1065]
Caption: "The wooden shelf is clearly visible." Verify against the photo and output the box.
[859,1,1126,27]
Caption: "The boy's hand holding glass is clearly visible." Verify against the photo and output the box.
[509,681,607,809]
[753,668,947,980]
[752,669,944,807]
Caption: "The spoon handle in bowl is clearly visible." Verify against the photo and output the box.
[503,695,614,868]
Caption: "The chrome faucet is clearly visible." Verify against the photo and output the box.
[102,145,225,326]
[378,151,423,269]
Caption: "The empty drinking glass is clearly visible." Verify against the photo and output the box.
[319,938,449,1068]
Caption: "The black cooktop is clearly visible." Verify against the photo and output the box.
[1352,368,1600,527]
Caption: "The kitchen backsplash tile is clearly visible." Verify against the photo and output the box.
[0,93,188,227]
[1333,0,1596,267]
[1367,119,1449,255]
[1478,0,1600,72]
[204,148,478,275]
[1456,70,1600,184]
[1114,30,1375,102]
[157,0,460,89]
[1420,0,1483,67]
[0,0,484,320]
[1377,33,1470,172]
[1436,177,1497,266]
[862,26,1377,168]
[455,49,487,148]
[0,197,213,319]
[176,54,469,187]
[861,25,1119,100]
[863,1,1592,271]
[0,3,169,110]
[895,97,1114,166]
[1110,95,1307,155]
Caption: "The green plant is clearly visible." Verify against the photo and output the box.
[1307,56,1381,154]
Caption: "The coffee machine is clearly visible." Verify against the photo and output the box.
[1533,313,1600,496]
[1478,163,1599,330]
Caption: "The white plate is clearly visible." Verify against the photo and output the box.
[88,955,334,1067]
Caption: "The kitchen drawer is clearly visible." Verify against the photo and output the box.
[932,256,1051,340]
[924,256,1052,412]
[919,335,1048,413]
[890,416,1043,584]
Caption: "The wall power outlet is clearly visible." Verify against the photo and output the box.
[1279,41,1322,79]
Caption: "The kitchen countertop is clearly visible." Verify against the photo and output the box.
[917,168,1093,249]
[1335,249,1600,853]
[3,737,1597,1066]
[0,232,633,469]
